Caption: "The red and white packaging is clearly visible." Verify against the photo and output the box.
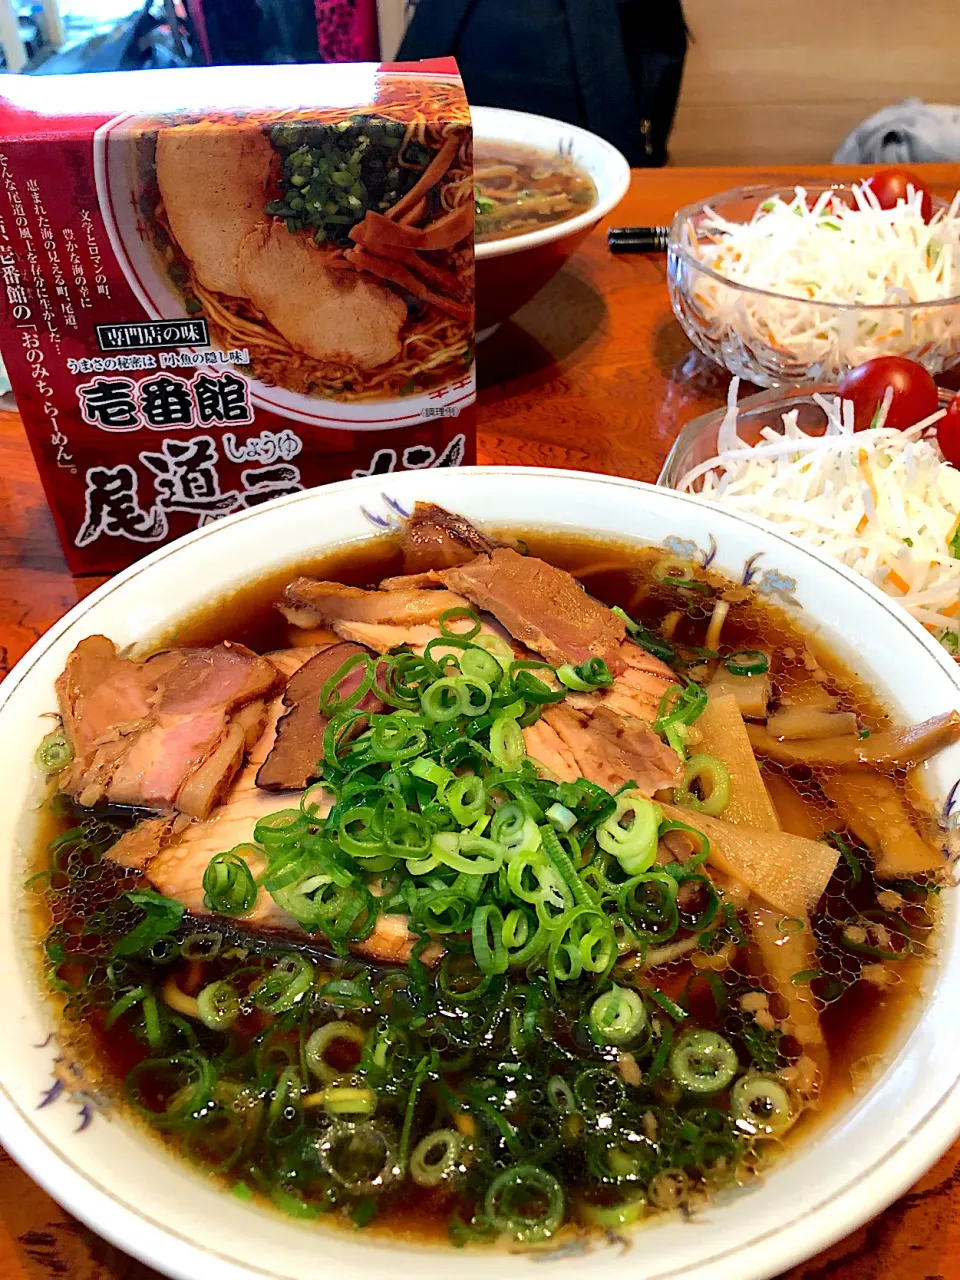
[0,59,475,573]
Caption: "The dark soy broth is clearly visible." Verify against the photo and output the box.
[473,144,598,243]
[30,529,943,1247]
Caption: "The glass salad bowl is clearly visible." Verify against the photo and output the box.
[657,383,956,492]
[667,183,960,388]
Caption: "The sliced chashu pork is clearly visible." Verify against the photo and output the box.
[237,221,406,369]
[439,547,627,675]
[155,121,275,298]
[524,702,681,794]
[280,519,682,790]
[57,636,280,819]
[279,577,515,656]
[109,647,434,966]
[400,501,499,574]
[281,578,469,628]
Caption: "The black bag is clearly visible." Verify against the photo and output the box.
[397,0,686,167]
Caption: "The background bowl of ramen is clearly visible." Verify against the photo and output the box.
[472,107,630,336]
[95,76,475,428]
[0,468,959,1280]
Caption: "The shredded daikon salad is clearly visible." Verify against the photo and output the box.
[675,380,960,652]
[682,184,960,377]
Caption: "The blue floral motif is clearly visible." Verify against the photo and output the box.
[662,535,700,563]
[35,1040,98,1132]
[942,780,960,828]
[741,551,764,587]
[755,567,798,604]
[361,492,409,531]
[656,537,795,601]
[662,534,718,569]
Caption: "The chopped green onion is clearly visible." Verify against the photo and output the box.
[432,831,503,876]
[826,830,862,885]
[252,954,314,1012]
[180,932,223,961]
[612,605,676,664]
[730,1074,795,1137]
[459,646,502,684]
[578,1194,646,1227]
[653,556,708,591]
[596,793,661,874]
[674,754,731,817]
[669,1030,738,1094]
[305,1022,367,1083]
[318,1119,399,1193]
[439,607,481,640]
[724,650,770,677]
[104,985,149,1029]
[318,652,374,715]
[791,969,823,984]
[253,809,309,847]
[35,729,73,774]
[545,802,576,832]
[197,980,240,1030]
[588,984,648,1046]
[547,1075,576,1114]
[471,631,515,671]
[472,904,508,974]
[409,1128,462,1186]
[124,1051,217,1129]
[490,715,526,771]
[202,848,258,917]
[484,1165,565,1243]
[446,774,486,824]
[654,682,708,734]
[556,658,614,691]
[409,756,454,790]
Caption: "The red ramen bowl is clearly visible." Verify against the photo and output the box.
[472,107,630,336]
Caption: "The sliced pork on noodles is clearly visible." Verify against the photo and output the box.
[34,502,958,1240]
[155,121,275,298]
[236,221,407,369]
[55,636,279,817]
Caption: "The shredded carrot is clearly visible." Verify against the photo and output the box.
[858,450,879,509]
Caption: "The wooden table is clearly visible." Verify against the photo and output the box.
[2,163,959,1280]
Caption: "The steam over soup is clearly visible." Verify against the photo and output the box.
[30,504,958,1247]
[474,142,598,244]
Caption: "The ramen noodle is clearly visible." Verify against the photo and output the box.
[0,61,476,575]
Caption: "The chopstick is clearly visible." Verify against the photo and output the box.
[607,225,669,254]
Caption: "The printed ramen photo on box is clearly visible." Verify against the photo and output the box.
[0,60,476,575]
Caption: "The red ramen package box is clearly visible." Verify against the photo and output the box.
[0,60,475,573]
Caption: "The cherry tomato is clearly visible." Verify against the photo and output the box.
[936,393,960,468]
[838,356,940,431]
[863,167,933,222]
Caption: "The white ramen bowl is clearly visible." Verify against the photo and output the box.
[0,467,958,1280]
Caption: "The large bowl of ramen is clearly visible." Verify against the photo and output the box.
[1,468,959,1280]
[472,107,630,335]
